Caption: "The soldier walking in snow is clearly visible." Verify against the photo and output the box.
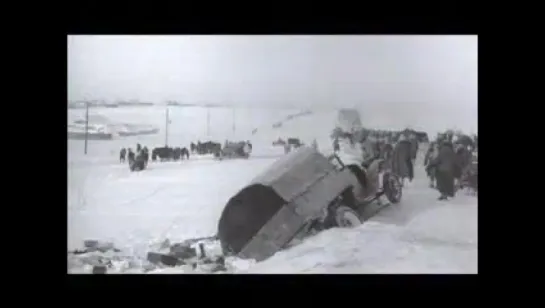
[424,142,439,188]
[127,148,136,170]
[142,146,149,166]
[127,148,135,162]
[380,142,394,170]
[454,141,472,189]
[409,134,419,163]
[428,140,460,200]
[284,143,291,154]
[391,135,414,186]
[333,137,340,153]
[119,148,127,163]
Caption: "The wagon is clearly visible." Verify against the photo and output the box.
[216,141,251,160]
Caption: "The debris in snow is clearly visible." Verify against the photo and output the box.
[68,240,139,273]
[92,265,107,274]
[143,237,234,273]
[146,252,185,267]
[210,256,227,273]
[78,240,120,253]
[170,243,197,259]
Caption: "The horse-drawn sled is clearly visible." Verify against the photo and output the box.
[214,141,252,160]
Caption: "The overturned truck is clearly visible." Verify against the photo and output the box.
[218,146,402,261]
[147,146,403,269]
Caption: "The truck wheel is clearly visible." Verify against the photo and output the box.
[334,206,362,228]
[384,173,402,204]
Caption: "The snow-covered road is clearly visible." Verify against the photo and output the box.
[68,145,477,274]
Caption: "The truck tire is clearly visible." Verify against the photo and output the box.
[333,205,362,228]
[383,173,402,204]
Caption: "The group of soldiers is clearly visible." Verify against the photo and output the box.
[331,127,478,201]
[120,144,191,167]
[424,131,478,200]
[119,143,150,172]
[332,128,419,185]
[115,128,478,200]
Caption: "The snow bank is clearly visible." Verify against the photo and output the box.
[240,199,477,274]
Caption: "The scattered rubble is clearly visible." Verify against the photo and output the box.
[68,237,230,274]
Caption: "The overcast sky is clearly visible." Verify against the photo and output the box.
[68,35,477,133]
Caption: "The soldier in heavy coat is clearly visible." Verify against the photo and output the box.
[460,152,478,194]
[333,137,340,153]
[312,139,319,151]
[409,135,419,162]
[391,136,414,186]
[131,150,147,172]
[127,148,135,163]
[424,142,438,188]
[381,142,394,160]
[360,138,376,161]
[284,143,291,154]
[119,148,127,163]
[127,148,136,170]
[454,144,472,185]
[142,146,149,165]
[380,142,394,171]
[180,147,190,160]
[429,140,459,200]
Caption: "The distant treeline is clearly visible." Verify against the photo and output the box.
[166,101,199,107]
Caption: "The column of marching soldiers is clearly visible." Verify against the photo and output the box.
[115,128,478,200]
[330,128,478,201]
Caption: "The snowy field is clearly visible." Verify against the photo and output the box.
[68,106,478,274]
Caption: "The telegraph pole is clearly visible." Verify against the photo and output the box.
[232,107,236,135]
[165,107,169,146]
[84,100,89,155]
[206,106,211,136]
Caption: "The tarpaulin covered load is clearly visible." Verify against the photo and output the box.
[217,146,357,261]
